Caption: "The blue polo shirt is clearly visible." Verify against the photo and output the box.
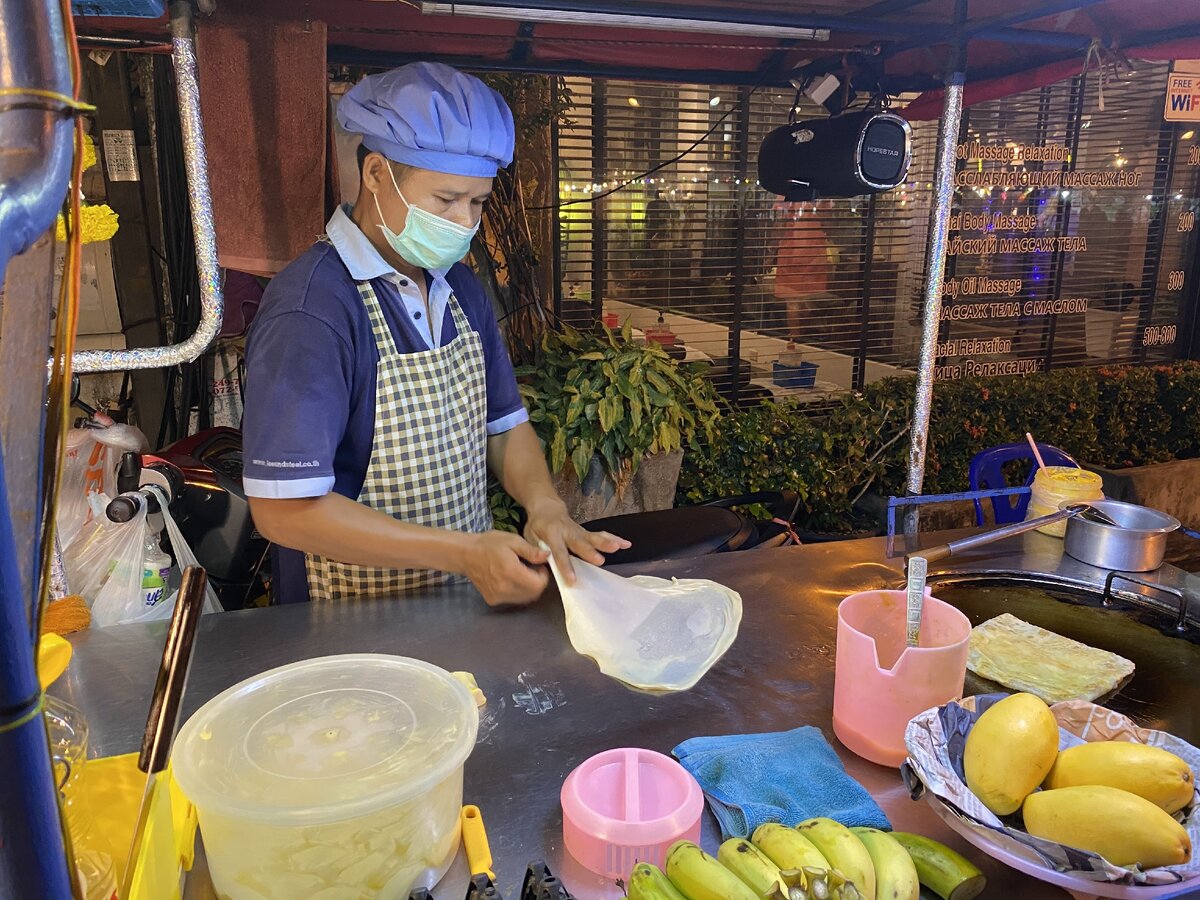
[242,205,528,601]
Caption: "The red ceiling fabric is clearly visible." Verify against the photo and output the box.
[902,36,1200,120]
[74,0,1200,102]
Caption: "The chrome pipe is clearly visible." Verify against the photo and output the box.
[905,71,965,528]
[71,0,222,373]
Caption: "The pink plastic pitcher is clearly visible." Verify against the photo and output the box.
[832,589,971,767]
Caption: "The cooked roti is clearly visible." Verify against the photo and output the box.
[967,613,1135,703]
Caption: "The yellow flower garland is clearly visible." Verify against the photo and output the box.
[81,134,97,173]
[56,204,119,243]
[55,135,120,244]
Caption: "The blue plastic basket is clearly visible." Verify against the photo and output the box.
[72,0,164,17]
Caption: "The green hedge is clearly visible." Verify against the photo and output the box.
[678,362,1200,531]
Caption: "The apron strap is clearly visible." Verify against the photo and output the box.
[446,288,473,337]
[356,280,403,358]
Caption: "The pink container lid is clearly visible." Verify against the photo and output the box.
[561,748,704,878]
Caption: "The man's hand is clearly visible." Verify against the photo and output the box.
[462,531,551,606]
[523,497,630,585]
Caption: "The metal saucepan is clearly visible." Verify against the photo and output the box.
[1062,498,1180,572]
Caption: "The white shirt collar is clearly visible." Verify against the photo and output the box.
[325,204,449,284]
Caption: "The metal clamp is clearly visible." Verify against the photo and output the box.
[521,861,574,900]
[466,875,503,900]
[1102,571,1189,632]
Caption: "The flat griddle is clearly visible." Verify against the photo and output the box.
[932,580,1200,745]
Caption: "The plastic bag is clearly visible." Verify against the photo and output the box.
[547,552,742,692]
[57,422,148,549]
[63,486,221,627]
[63,494,150,627]
[120,486,222,624]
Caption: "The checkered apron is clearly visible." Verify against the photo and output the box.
[305,279,492,601]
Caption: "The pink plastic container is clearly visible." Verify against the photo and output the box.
[832,589,971,768]
[561,748,704,878]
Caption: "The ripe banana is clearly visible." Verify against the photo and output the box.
[627,863,689,900]
[888,833,985,900]
[664,840,760,900]
[752,823,832,873]
[849,829,919,900]
[796,819,876,900]
[718,838,789,899]
[786,867,866,900]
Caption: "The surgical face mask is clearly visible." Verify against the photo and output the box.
[373,164,480,270]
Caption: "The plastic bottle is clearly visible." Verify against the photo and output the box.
[141,523,172,608]
[779,341,804,368]
[1025,466,1104,537]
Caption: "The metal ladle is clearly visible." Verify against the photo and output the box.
[908,502,1118,564]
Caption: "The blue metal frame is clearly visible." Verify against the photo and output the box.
[0,0,80,892]
[886,487,1032,542]
[0,443,73,898]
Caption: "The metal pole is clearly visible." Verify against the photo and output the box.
[551,104,564,321]
[591,79,606,324]
[1041,76,1085,370]
[727,87,751,407]
[70,1,223,373]
[854,193,879,392]
[905,2,968,533]
[1136,118,1180,364]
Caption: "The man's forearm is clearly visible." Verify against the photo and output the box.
[249,492,475,572]
[487,422,564,514]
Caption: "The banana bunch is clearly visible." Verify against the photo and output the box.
[625,823,985,900]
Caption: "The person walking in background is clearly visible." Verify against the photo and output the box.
[773,199,834,343]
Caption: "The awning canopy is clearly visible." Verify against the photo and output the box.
[78,0,1200,103]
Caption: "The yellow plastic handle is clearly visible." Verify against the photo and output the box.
[461,805,495,880]
[38,634,73,691]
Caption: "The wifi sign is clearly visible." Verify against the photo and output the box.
[1165,74,1200,122]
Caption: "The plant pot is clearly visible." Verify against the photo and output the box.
[1084,458,1200,529]
[554,450,684,523]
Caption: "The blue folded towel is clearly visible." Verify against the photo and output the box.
[672,726,891,839]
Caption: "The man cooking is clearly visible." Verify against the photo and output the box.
[242,62,626,605]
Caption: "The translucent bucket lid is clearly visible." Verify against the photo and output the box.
[172,654,477,825]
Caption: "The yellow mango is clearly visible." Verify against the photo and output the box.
[1023,785,1191,868]
[1045,741,1195,815]
[964,692,1059,816]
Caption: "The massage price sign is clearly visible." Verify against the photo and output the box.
[1165,72,1200,122]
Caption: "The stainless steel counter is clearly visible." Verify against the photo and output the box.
[58,531,1200,900]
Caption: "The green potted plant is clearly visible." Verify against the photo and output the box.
[497,320,721,525]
